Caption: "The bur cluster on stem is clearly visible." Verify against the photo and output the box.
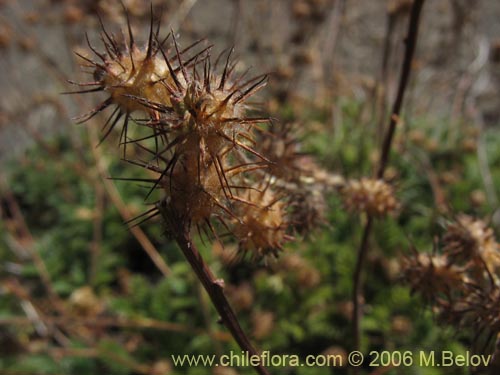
[402,215,500,352]
[69,7,322,260]
[69,7,329,375]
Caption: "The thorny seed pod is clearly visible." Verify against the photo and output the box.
[402,215,500,351]
[442,215,500,281]
[288,188,326,235]
[257,122,305,182]
[70,6,318,260]
[401,253,467,304]
[340,178,399,217]
[68,8,196,147]
[436,285,500,354]
[233,185,292,259]
[443,215,500,283]
[255,122,328,235]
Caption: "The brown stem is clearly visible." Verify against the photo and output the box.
[376,0,425,180]
[374,9,396,145]
[352,215,373,353]
[159,203,270,375]
[351,0,426,356]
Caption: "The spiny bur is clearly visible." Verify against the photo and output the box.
[402,214,500,351]
[340,178,399,218]
[71,7,315,260]
[442,215,500,278]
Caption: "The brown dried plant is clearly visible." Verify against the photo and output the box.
[340,178,399,218]
[68,5,321,375]
[402,215,500,355]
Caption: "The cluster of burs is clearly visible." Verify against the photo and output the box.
[73,13,326,260]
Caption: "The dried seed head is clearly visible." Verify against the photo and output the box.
[402,214,500,350]
[289,188,326,235]
[258,122,304,182]
[168,72,256,159]
[233,187,290,259]
[255,121,328,236]
[443,215,500,280]
[341,178,399,217]
[442,217,479,263]
[443,216,488,258]
[442,287,500,347]
[153,68,270,227]
[69,11,198,147]
[98,46,179,114]
[71,6,312,260]
[167,160,222,224]
[401,253,467,304]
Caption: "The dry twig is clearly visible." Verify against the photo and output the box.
[351,0,426,356]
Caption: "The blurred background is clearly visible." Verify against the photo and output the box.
[2,0,500,374]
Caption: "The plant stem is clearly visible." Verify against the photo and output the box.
[376,0,426,180]
[160,203,270,375]
[352,215,373,353]
[352,0,426,355]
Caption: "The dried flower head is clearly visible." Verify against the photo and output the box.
[443,215,500,283]
[289,188,327,235]
[233,185,292,259]
[68,9,196,147]
[341,178,399,217]
[258,122,304,182]
[70,6,315,260]
[401,253,467,304]
[255,121,329,236]
[402,214,500,351]
[457,288,500,332]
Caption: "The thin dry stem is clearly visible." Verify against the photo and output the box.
[351,0,426,356]
[160,202,270,375]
